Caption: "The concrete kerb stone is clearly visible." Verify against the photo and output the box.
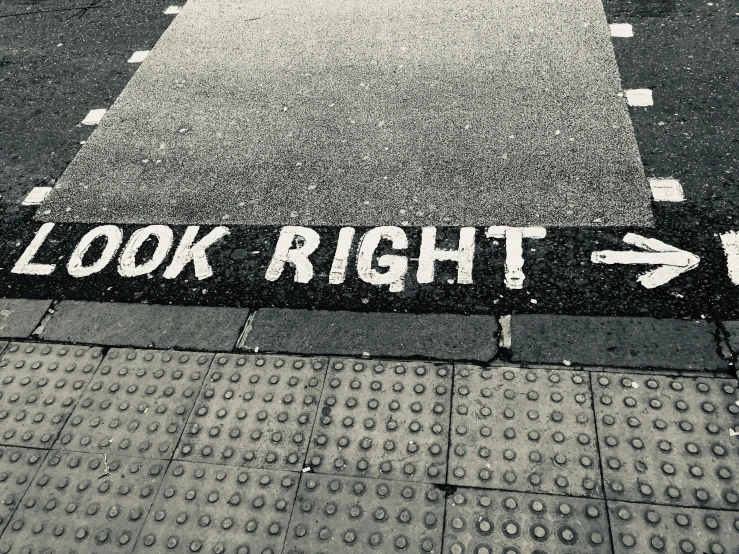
[509,314,729,371]
[39,300,250,352]
[1,299,736,374]
[238,308,500,363]
[0,299,53,339]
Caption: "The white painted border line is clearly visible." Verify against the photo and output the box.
[22,187,53,206]
[649,178,684,202]
[81,108,107,125]
[720,231,739,285]
[625,89,653,107]
[163,5,182,14]
[609,23,634,37]
[127,50,150,63]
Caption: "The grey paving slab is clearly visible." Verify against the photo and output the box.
[41,301,250,351]
[593,373,739,510]
[134,461,299,554]
[39,0,652,227]
[306,358,451,484]
[510,315,727,370]
[240,309,499,362]
[283,473,444,554]
[0,450,166,554]
[176,353,327,470]
[721,320,739,357]
[445,489,611,554]
[448,366,601,498]
[0,299,51,339]
[0,446,47,536]
[0,342,103,448]
[608,501,739,554]
[56,348,212,460]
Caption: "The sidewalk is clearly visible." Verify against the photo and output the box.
[0,301,737,553]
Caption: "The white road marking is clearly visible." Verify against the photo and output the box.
[417,227,475,284]
[719,231,739,285]
[592,233,699,288]
[625,89,653,107]
[609,23,633,37]
[356,226,408,292]
[649,178,684,202]
[81,108,107,125]
[163,5,182,14]
[328,227,355,285]
[499,315,512,348]
[486,226,546,289]
[118,225,174,277]
[21,187,52,206]
[68,226,123,277]
[11,223,57,275]
[127,50,150,63]
[163,226,229,280]
[265,226,320,283]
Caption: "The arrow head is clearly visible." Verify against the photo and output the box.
[731,428,739,437]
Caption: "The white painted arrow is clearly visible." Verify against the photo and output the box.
[591,233,700,289]
[730,428,738,437]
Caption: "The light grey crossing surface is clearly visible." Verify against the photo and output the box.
[39,0,652,227]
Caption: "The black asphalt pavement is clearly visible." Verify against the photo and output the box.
[0,0,737,318]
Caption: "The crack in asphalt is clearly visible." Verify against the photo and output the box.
[0,0,104,20]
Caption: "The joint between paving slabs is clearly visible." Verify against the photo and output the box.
[588,372,618,554]
[437,359,459,554]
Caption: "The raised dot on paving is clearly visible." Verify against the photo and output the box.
[0,446,47,535]
[136,461,298,553]
[57,348,212,459]
[0,450,166,553]
[448,366,602,497]
[0,342,103,448]
[445,488,610,554]
[283,474,443,554]
[306,357,451,483]
[177,354,327,470]
[609,501,739,554]
[593,373,739,509]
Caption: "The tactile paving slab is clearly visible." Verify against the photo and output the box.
[0,446,46,535]
[609,501,739,554]
[306,358,451,483]
[283,473,444,554]
[134,461,298,554]
[445,489,611,554]
[177,354,327,470]
[0,450,166,553]
[0,342,103,448]
[448,366,601,497]
[593,373,739,509]
[57,348,211,460]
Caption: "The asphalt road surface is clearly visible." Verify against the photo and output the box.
[0,0,738,318]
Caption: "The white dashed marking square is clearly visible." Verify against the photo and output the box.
[609,23,633,37]
[21,187,53,206]
[625,89,653,107]
[649,178,684,202]
[127,50,150,63]
[81,108,107,125]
